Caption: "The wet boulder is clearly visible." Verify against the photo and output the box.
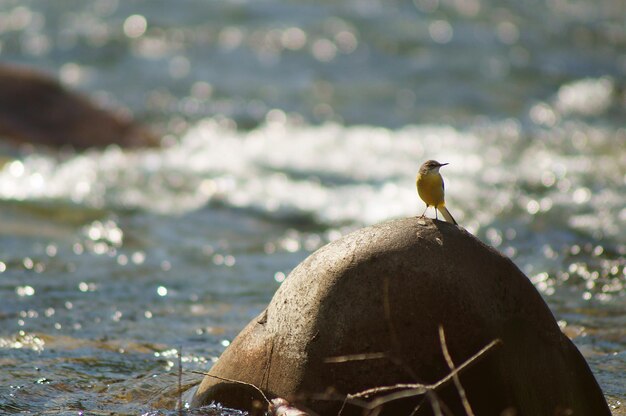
[0,64,158,149]
[191,217,611,416]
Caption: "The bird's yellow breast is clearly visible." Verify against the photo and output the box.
[416,172,445,207]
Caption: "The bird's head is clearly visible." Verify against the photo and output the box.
[419,160,448,174]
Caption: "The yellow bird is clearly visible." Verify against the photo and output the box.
[416,160,457,225]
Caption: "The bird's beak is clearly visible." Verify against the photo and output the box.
[440,162,449,167]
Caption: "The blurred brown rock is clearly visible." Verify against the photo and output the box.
[191,217,611,416]
[0,64,158,149]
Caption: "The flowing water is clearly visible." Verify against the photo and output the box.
[0,0,624,414]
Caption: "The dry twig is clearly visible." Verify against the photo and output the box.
[340,337,501,412]
[190,370,272,407]
[324,352,388,363]
[177,346,183,416]
[438,326,474,416]
[189,334,501,415]
[382,277,419,380]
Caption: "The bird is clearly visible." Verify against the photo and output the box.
[416,160,457,225]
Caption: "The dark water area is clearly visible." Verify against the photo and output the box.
[0,0,624,414]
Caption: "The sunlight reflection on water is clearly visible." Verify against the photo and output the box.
[0,0,624,413]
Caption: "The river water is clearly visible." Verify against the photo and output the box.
[0,0,624,414]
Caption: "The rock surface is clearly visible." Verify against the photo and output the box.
[0,64,157,149]
[191,217,611,416]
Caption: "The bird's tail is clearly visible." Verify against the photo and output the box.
[438,206,457,225]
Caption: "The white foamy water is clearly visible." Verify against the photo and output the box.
[1,80,624,243]
[1,0,624,411]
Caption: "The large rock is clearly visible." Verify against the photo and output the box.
[0,64,158,149]
[191,217,611,416]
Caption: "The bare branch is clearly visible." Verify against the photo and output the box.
[191,337,502,416]
[350,383,428,399]
[438,326,474,416]
[177,346,183,416]
[382,277,419,380]
[189,370,271,407]
[343,338,502,411]
[325,352,388,364]
[426,391,444,416]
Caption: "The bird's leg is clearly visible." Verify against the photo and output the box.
[419,205,429,218]
[435,207,439,220]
